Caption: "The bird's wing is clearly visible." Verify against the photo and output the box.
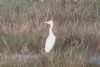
[45,35,56,52]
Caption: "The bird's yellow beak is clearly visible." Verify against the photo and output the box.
[44,22,47,24]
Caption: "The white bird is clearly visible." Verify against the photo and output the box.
[40,0,43,2]
[44,20,56,53]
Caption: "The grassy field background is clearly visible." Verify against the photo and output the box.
[0,0,100,67]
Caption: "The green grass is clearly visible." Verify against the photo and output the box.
[0,0,100,67]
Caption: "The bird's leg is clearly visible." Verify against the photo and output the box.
[47,51,55,64]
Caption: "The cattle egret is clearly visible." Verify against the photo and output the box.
[41,0,43,2]
[44,20,56,53]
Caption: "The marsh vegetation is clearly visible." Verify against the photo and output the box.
[0,0,100,67]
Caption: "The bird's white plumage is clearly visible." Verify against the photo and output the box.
[45,33,56,52]
[44,20,56,53]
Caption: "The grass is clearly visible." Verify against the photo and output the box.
[0,0,100,67]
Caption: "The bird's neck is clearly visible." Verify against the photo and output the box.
[49,25,53,34]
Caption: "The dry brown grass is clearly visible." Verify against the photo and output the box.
[0,0,100,67]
